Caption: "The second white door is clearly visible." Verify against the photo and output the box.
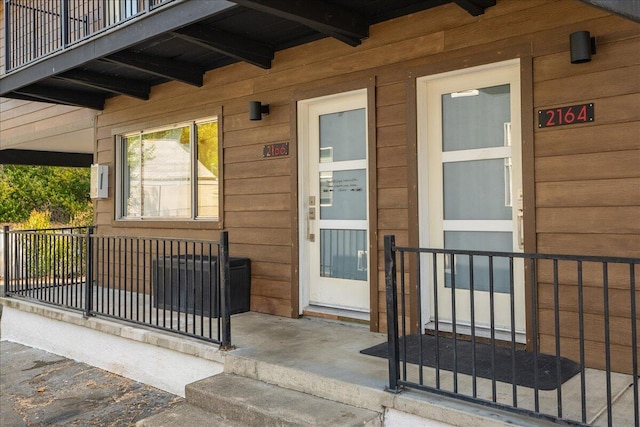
[418,60,526,340]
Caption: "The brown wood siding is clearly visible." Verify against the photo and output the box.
[532,23,640,373]
[89,0,640,371]
[0,97,95,154]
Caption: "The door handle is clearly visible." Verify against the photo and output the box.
[308,204,315,242]
[517,189,524,249]
[517,210,524,249]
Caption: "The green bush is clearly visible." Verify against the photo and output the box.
[16,210,86,280]
[0,165,91,224]
[70,201,94,228]
[17,209,52,231]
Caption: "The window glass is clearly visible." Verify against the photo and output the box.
[141,126,191,218]
[119,118,219,220]
[124,135,141,217]
[196,121,219,218]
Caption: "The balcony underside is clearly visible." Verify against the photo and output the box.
[2,0,639,111]
[0,0,501,110]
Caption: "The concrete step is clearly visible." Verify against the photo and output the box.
[186,373,383,426]
[136,401,246,427]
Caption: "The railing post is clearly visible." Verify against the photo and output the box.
[385,235,401,393]
[219,231,232,349]
[4,0,11,71]
[3,225,9,296]
[32,6,37,60]
[61,0,68,48]
[84,226,94,317]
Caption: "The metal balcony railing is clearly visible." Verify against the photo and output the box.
[3,226,235,347]
[384,235,639,426]
[3,0,176,72]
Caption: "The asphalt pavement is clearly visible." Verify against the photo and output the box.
[1,318,182,426]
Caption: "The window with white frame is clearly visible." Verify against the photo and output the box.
[118,118,220,220]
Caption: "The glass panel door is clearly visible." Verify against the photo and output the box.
[418,61,525,339]
[299,90,370,314]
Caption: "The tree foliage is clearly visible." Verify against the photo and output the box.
[0,165,91,224]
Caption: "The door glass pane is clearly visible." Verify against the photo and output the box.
[444,231,513,293]
[320,229,367,281]
[319,108,366,162]
[442,84,510,151]
[444,159,511,220]
[320,169,367,220]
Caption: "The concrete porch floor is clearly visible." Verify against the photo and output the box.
[1,293,637,426]
[227,312,637,427]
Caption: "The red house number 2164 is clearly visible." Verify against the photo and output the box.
[538,103,594,128]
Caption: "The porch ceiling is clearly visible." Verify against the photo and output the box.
[0,0,497,110]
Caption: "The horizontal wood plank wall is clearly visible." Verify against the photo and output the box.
[0,97,96,153]
[91,0,639,370]
[533,25,640,373]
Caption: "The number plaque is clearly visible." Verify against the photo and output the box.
[263,142,289,158]
[538,103,594,128]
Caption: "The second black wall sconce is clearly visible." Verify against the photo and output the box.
[570,31,596,64]
[249,101,270,120]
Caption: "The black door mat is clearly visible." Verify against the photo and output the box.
[361,334,581,390]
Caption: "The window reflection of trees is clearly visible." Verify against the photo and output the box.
[121,119,219,219]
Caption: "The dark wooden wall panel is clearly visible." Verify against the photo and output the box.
[532,31,640,372]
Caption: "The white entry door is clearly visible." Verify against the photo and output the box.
[418,60,526,340]
[298,90,370,315]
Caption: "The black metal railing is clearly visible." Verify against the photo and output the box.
[3,225,233,347]
[384,235,639,426]
[4,0,176,71]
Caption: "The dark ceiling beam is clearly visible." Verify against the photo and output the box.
[230,0,369,47]
[578,0,640,23]
[14,85,105,110]
[171,25,274,69]
[0,0,236,96]
[56,69,151,100]
[453,0,496,16]
[103,51,204,87]
[0,149,93,167]
[2,92,48,103]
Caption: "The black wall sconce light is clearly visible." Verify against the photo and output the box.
[249,101,270,121]
[570,31,596,64]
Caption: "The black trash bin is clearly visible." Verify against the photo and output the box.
[153,255,250,317]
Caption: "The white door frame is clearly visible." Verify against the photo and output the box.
[416,59,526,342]
[297,89,370,317]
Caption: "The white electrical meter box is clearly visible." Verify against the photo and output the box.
[90,164,109,199]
